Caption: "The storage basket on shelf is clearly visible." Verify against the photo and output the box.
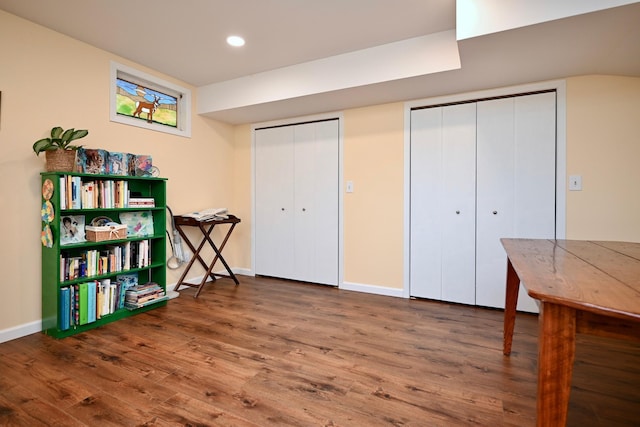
[85,216,127,242]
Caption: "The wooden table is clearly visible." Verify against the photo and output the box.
[173,214,241,297]
[501,239,640,426]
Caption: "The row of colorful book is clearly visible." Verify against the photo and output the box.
[59,176,130,210]
[60,240,152,282]
[77,149,153,177]
[58,274,143,330]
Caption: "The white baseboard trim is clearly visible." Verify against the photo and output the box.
[340,281,405,298]
[0,320,41,344]
[230,268,253,277]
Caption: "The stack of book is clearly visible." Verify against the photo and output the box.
[124,282,166,310]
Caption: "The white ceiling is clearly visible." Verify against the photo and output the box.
[1,0,639,124]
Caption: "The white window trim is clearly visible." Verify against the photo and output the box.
[110,61,192,138]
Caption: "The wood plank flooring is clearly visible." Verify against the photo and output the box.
[0,275,638,426]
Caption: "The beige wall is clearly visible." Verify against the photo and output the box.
[343,103,405,288]
[566,75,640,241]
[2,8,639,338]
[0,10,237,333]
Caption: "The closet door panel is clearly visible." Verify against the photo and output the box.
[476,93,556,311]
[513,92,557,312]
[255,126,295,279]
[513,92,557,237]
[293,120,339,285]
[410,108,444,300]
[307,120,340,285]
[440,103,476,304]
[476,98,516,309]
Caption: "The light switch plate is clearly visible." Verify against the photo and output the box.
[569,175,582,191]
[346,181,354,193]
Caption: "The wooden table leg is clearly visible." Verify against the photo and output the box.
[202,223,239,285]
[503,258,520,355]
[537,302,576,427]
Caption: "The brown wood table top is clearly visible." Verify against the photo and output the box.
[501,238,640,321]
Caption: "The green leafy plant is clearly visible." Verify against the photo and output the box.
[32,126,89,156]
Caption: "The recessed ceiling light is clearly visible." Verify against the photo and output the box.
[227,35,245,47]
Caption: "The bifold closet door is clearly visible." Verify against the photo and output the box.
[255,125,295,280]
[255,120,339,286]
[410,103,476,304]
[475,92,556,311]
[292,120,339,285]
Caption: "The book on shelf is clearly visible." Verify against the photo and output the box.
[78,282,89,325]
[107,152,128,176]
[59,177,67,210]
[59,287,71,331]
[127,197,155,207]
[134,155,153,177]
[119,211,154,237]
[96,284,103,319]
[110,283,118,314]
[87,281,97,323]
[100,279,111,316]
[117,273,138,289]
[73,285,79,326]
[116,273,138,310]
[78,148,108,175]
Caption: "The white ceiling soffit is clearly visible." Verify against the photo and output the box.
[456,0,639,40]
[200,1,640,124]
[197,31,460,117]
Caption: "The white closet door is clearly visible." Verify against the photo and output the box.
[512,92,557,311]
[255,126,295,279]
[410,107,443,300]
[476,92,556,311]
[410,104,476,303]
[293,120,339,285]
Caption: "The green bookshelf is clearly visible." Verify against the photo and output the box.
[40,172,167,338]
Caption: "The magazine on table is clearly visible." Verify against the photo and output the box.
[181,208,228,221]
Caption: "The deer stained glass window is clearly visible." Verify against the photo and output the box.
[110,61,191,138]
[116,78,178,128]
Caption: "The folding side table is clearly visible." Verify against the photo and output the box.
[172,214,241,297]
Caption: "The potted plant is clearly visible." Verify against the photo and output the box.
[33,126,89,172]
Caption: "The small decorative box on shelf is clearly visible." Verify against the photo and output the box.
[85,224,127,242]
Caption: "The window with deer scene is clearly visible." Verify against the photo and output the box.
[110,61,192,138]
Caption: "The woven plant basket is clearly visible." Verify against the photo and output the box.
[45,149,77,172]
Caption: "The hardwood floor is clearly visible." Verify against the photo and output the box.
[0,275,638,426]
